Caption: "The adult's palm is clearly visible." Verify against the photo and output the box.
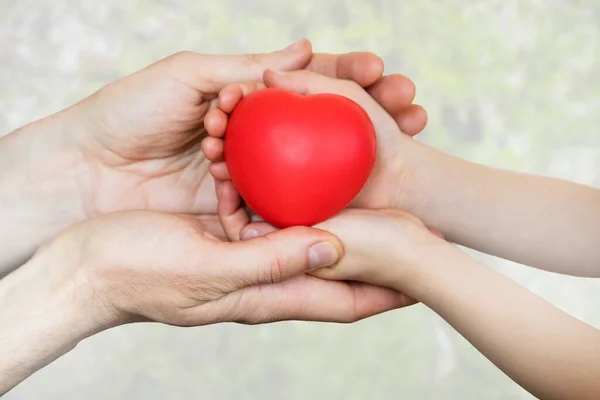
[73,39,425,234]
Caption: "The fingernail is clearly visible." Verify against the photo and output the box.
[283,38,307,53]
[308,242,340,269]
[241,228,259,241]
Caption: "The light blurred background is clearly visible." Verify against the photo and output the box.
[2,1,600,399]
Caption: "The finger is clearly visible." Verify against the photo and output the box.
[204,108,228,138]
[215,227,343,288]
[394,104,428,137]
[240,221,279,241]
[306,52,384,87]
[218,81,266,114]
[214,179,224,202]
[201,137,224,162]
[264,68,356,96]
[222,276,416,324]
[218,181,250,241]
[263,69,398,135]
[171,39,313,93]
[208,161,231,181]
[367,74,416,117]
[429,228,444,239]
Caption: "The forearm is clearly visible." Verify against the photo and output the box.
[0,254,103,395]
[0,110,88,276]
[408,242,600,400]
[403,141,600,276]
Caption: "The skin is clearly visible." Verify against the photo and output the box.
[206,69,600,277]
[0,39,427,275]
[217,181,600,400]
[0,210,418,395]
[316,209,600,400]
[207,71,600,399]
[401,146,600,276]
[204,69,419,212]
[0,40,427,394]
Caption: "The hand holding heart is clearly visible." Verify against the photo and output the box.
[224,87,377,228]
[0,43,433,396]
[202,69,442,298]
[203,69,417,238]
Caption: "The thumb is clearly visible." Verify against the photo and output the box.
[178,39,313,93]
[215,226,343,288]
[263,69,338,96]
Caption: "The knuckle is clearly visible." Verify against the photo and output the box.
[265,251,288,285]
[169,50,196,64]
[164,51,202,79]
[259,236,289,285]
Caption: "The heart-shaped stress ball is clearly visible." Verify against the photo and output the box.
[224,88,376,228]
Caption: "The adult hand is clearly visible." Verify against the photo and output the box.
[0,210,411,395]
[203,69,427,241]
[39,211,410,325]
[0,39,426,274]
[78,39,425,218]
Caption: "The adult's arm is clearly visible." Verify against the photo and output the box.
[0,45,424,277]
[0,252,102,393]
[0,209,409,396]
[0,110,88,275]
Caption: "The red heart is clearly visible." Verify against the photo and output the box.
[224,88,376,228]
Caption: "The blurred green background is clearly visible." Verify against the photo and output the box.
[2,0,600,399]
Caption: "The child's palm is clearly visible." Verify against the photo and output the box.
[202,69,426,232]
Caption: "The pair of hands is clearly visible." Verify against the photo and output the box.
[11,39,434,332]
[205,68,443,287]
[7,38,600,400]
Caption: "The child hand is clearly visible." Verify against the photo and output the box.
[202,69,441,293]
[202,69,425,211]
[213,179,444,294]
[312,209,444,291]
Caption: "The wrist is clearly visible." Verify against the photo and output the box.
[393,139,434,215]
[0,107,90,272]
[36,231,127,331]
[406,240,483,308]
[1,249,115,339]
[0,251,111,394]
[391,234,462,299]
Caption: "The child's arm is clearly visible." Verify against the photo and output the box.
[403,141,600,277]
[202,70,600,277]
[416,241,600,400]
[313,210,600,400]
[211,147,600,399]
[205,73,600,398]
